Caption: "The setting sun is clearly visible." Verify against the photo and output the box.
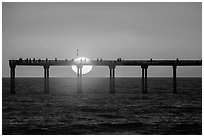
[71,57,92,75]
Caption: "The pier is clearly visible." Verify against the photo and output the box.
[9,59,202,94]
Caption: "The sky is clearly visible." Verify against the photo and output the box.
[2,2,202,77]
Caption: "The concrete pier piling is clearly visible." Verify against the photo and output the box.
[141,66,144,93]
[77,65,82,93]
[44,65,50,94]
[109,65,115,93]
[173,65,177,94]
[141,65,148,94]
[9,62,16,94]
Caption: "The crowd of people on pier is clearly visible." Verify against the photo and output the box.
[17,58,88,63]
[16,57,181,63]
[17,57,126,63]
[18,58,43,63]
[17,58,70,63]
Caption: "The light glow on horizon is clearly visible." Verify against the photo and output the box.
[71,57,92,75]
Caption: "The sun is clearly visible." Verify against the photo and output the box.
[71,57,92,75]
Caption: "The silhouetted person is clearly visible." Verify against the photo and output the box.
[176,58,179,62]
[19,58,23,62]
[46,58,48,62]
[55,58,57,61]
[33,58,35,62]
[117,58,122,61]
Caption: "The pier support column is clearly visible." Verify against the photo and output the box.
[141,67,144,93]
[9,62,16,94]
[77,65,82,93]
[141,65,148,94]
[44,65,50,94]
[173,65,177,94]
[110,66,112,93]
[145,66,148,93]
[113,67,115,93]
[109,65,115,94]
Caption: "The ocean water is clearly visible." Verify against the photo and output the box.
[2,77,202,135]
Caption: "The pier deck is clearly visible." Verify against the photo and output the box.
[9,59,202,94]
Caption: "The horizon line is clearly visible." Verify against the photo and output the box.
[2,76,202,78]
